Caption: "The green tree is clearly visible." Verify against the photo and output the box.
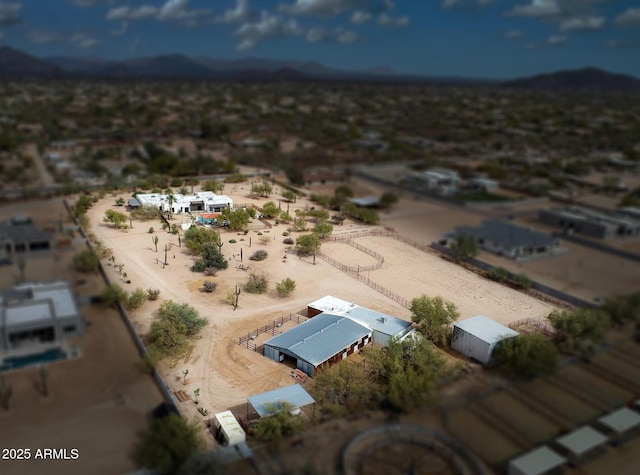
[126,288,148,310]
[184,227,221,255]
[150,318,190,356]
[450,233,479,260]
[549,308,612,355]
[136,414,204,475]
[410,295,460,345]
[292,217,308,231]
[380,191,399,209]
[275,278,296,297]
[252,401,306,451]
[493,334,559,378]
[512,273,533,289]
[281,189,296,202]
[74,194,93,216]
[295,234,321,263]
[312,362,380,417]
[311,221,333,239]
[72,248,100,273]
[157,300,208,337]
[261,201,280,218]
[104,209,128,229]
[191,243,228,272]
[220,207,252,231]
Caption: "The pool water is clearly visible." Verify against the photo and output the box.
[0,347,69,372]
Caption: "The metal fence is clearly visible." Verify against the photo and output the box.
[237,313,307,352]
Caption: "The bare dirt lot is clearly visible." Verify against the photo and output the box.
[0,198,164,475]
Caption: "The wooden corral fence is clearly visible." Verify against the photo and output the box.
[237,313,308,352]
[508,317,555,337]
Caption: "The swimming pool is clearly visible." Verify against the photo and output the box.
[0,347,69,372]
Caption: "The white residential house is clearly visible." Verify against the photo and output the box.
[135,191,233,215]
[407,167,461,196]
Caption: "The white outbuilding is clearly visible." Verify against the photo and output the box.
[212,411,246,446]
[508,446,566,475]
[451,315,519,365]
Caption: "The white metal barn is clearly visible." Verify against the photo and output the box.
[451,315,519,365]
[212,411,246,446]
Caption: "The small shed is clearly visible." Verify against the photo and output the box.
[212,411,246,446]
[596,406,640,444]
[451,315,519,365]
[508,446,566,475]
[554,425,608,465]
[247,384,315,419]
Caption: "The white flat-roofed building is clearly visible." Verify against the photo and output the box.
[451,315,519,365]
[0,281,84,353]
[554,425,608,465]
[508,446,566,475]
[135,191,233,215]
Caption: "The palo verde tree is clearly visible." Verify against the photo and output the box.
[450,233,479,260]
[311,221,334,239]
[261,201,280,219]
[183,226,221,255]
[103,209,128,229]
[295,233,322,264]
[191,243,228,273]
[410,295,460,345]
[492,334,559,378]
[275,278,296,297]
[549,308,612,356]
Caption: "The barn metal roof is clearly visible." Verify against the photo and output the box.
[598,407,640,434]
[455,220,558,250]
[509,446,566,475]
[248,384,315,418]
[453,315,519,344]
[263,312,370,367]
[344,305,412,337]
[555,426,608,456]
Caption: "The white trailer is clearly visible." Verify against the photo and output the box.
[212,411,246,446]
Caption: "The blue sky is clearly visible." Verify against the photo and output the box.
[1,1,640,79]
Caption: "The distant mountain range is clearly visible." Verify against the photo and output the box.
[502,67,640,93]
[1,46,639,92]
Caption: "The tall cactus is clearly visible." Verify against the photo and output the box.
[152,235,159,252]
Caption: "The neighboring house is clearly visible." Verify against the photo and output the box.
[135,192,233,215]
[539,206,640,239]
[452,219,565,260]
[348,196,381,208]
[451,315,519,365]
[406,167,461,196]
[467,177,499,192]
[0,281,84,353]
[0,216,54,262]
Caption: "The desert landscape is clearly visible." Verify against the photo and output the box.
[85,177,559,432]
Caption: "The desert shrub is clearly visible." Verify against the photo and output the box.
[147,289,160,300]
[513,273,533,289]
[229,239,237,243]
[487,266,509,282]
[201,281,217,293]
[244,273,268,294]
[126,288,148,310]
[73,248,100,273]
[250,250,268,261]
[148,227,154,234]
[131,205,160,221]
[283,237,294,245]
[275,278,296,297]
[282,231,289,237]
[203,267,218,276]
[101,284,129,308]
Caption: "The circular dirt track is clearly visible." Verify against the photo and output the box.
[342,424,485,475]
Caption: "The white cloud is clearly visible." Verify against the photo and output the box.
[0,1,21,27]
[278,0,372,17]
[350,10,371,24]
[27,29,63,44]
[560,15,604,31]
[504,29,524,39]
[547,34,567,45]
[507,0,560,18]
[219,0,255,23]
[107,5,158,21]
[236,11,303,50]
[337,29,359,43]
[72,0,111,6]
[158,0,208,21]
[306,27,327,42]
[615,8,640,28]
[377,12,409,27]
[111,21,128,36]
[69,33,100,49]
